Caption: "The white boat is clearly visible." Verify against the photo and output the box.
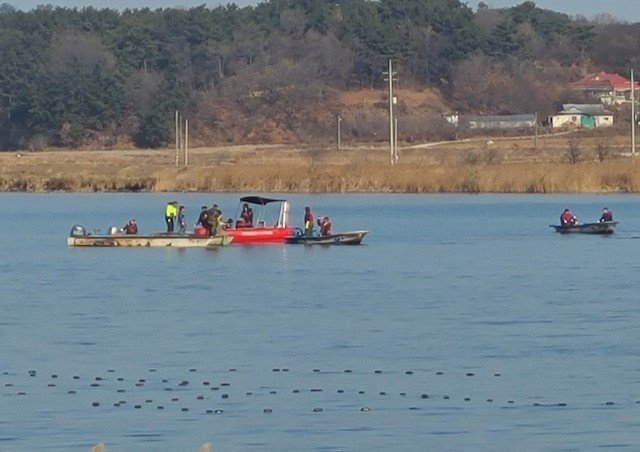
[67,225,233,247]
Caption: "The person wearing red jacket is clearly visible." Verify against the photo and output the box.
[318,216,332,236]
[599,207,613,222]
[560,208,578,226]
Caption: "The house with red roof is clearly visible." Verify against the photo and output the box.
[572,71,639,105]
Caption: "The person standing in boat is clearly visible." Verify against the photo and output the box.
[560,208,578,226]
[599,207,613,222]
[317,216,332,236]
[195,205,211,235]
[177,205,187,234]
[304,206,315,237]
[208,204,224,235]
[165,201,178,233]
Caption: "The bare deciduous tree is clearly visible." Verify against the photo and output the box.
[566,139,582,164]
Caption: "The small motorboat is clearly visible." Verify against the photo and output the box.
[549,221,617,235]
[285,230,368,245]
[221,196,295,244]
[67,225,233,247]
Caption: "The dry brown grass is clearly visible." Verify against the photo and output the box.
[2,131,640,193]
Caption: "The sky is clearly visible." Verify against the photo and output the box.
[8,0,640,23]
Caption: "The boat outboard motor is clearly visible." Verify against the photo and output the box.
[70,225,87,237]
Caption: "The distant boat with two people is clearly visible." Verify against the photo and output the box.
[550,207,617,234]
[284,207,368,245]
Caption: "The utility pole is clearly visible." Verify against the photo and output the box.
[337,114,342,151]
[394,117,398,164]
[184,118,189,167]
[175,110,179,167]
[534,111,539,151]
[632,69,636,156]
[383,59,397,166]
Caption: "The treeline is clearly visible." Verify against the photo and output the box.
[0,0,639,150]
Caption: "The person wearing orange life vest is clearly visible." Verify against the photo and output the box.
[317,216,332,236]
[303,206,314,237]
[560,208,577,226]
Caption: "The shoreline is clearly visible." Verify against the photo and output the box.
[1,139,639,194]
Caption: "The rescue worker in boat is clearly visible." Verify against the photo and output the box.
[599,207,613,222]
[560,208,578,227]
[317,216,332,236]
[238,203,253,228]
[304,206,314,237]
[196,206,211,236]
[165,201,178,233]
[177,205,187,234]
[123,218,138,235]
[208,204,224,235]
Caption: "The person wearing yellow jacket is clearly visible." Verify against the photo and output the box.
[165,201,178,233]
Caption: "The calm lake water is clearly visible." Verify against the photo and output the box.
[2,193,640,451]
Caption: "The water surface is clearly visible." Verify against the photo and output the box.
[1,193,640,451]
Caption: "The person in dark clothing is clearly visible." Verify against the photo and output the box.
[177,205,187,234]
[197,206,211,235]
[599,207,613,222]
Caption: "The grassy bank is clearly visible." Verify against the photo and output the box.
[1,134,639,193]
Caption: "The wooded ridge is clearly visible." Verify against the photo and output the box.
[0,0,638,150]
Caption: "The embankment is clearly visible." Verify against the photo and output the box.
[1,140,639,194]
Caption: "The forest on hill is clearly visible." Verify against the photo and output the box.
[1,0,639,150]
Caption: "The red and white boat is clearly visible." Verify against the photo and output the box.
[222,196,295,244]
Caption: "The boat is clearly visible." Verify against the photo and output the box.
[549,221,617,234]
[285,230,368,245]
[67,225,233,247]
[220,196,295,244]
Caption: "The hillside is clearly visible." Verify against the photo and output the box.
[1,1,639,151]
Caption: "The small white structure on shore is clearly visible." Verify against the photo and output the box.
[548,104,613,129]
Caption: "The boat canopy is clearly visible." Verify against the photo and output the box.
[240,196,286,205]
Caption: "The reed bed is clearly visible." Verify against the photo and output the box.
[2,140,640,193]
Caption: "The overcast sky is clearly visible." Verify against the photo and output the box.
[9,0,640,23]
